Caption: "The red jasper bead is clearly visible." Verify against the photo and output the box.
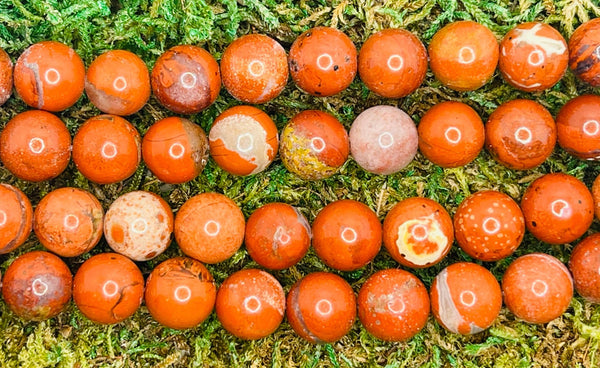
[569,233,600,303]
[499,22,568,91]
[216,269,285,340]
[280,110,349,180]
[349,105,418,175]
[142,116,209,184]
[454,191,525,261]
[145,257,216,330]
[289,27,357,97]
[34,187,103,257]
[485,99,556,170]
[556,94,600,160]
[245,203,311,270]
[2,251,72,321]
[209,106,279,176]
[593,174,600,220]
[151,45,220,114]
[358,29,427,98]
[418,101,484,168]
[429,21,499,91]
[221,34,288,104]
[521,173,594,244]
[569,18,600,86]
[73,253,144,324]
[0,183,33,254]
[430,262,502,335]
[286,272,356,343]
[383,197,453,268]
[0,110,71,182]
[0,47,12,106]
[502,253,573,323]
[358,269,429,341]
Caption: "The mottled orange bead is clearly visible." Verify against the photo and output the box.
[593,173,600,220]
[0,47,12,106]
[0,184,32,254]
[569,18,600,86]
[569,233,600,304]
[556,95,600,160]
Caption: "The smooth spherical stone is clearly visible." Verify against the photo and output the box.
[34,188,103,257]
[485,99,556,170]
[209,106,278,176]
[556,95,600,160]
[175,193,245,264]
[569,233,600,303]
[245,203,311,270]
[216,269,285,340]
[0,184,33,254]
[221,34,288,104]
[358,269,429,341]
[104,191,174,261]
[594,174,600,220]
[151,45,220,114]
[72,114,141,184]
[454,191,524,261]
[0,110,71,182]
[145,257,216,330]
[14,41,85,111]
[0,47,12,106]
[349,106,418,175]
[286,272,356,343]
[383,197,453,268]
[428,21,499,91]
[569,18,600,86]
[289,27,357,97]
[418,101,484,168]
[499,22,568,91]
[73,253,144,324]
[430,262,502,335]
[142,117,209,184]
[312,199,382,271]
[86,50,150,116]
[521,173,594,244]
[2,251,72,321]
[358,29,427,98]
[503,253,573,324]
[280,110,349,180]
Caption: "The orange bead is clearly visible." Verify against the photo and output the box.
[429,21,499,91]
[485,99,556,170]
[221,34,288,104]
[142,116,209,184]
[286,272,356,343]
[521,173,594,244]
[358,29,427,98]
[174,193,245,264]
[86,50,150,115]
[14,41,85,111]
[72,114,141,184]
[383,197,453,268]
[358,269,429,341]
[593,173,600,220]
[0,47,12,106]
[556,95,600,160]
[245,203,311,270]
[280,110,349,180]
[569,233,600,303]
[312,199,382,271]
[73,253,144,324]
[0,184,32,254]
[0,110,71,182]
[289,27,357,96]
[209,106,279,176]
[34,187,103,257]
[2,251,72,321]
[216,269,285,340]
[502,253,573,324]
[569,18,600,86]
[430,262,502,335]
[418,101,484,168]
[499,22,568,91]
[151,45,220,114]
[145,257,216,330]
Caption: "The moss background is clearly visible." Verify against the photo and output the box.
[1,0,600,367]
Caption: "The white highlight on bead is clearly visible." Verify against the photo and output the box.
[341,227,358,243]
[583,120,600,136]
[113,76,127,91]
[180,72,197,89]
[243,295,262,313]
[459,290,476,307]
[174,286,192,302]
[514,127,532,144]
[168,143,185,159]
[204,220,220,236]
[531,280,548,297]
[0,210,6,227]
[274,226,291,245]
[248,60,265,77]
[32,278,49,296]
[63,214,80,230]
[101,142,118,159]
[527,50,545,66]
[236,133,254,153]
[28,138,45,154]
[316,54,334,70]
[457,46,476,64]
[444,127,462,144]
[411,224,428,241]
[387,298,406,314]
[316,299,333,316]
[44,68,61,85]
[378,132,394,148]
[551,199,570,218]
[102,280,119,297]
[310,137,326,153]
[387,54,404,71]
[131,218,149,234]
[482,217,501,235]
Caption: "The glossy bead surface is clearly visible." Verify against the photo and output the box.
[0,184,33,254]
[0,47,12,106]
[556,94,600,160]
[569,233,600,303]
[383,197,453,268]
[216,269,285,340]
[593,173,600,220]
[569,18,600,86]
[151,45,220,114]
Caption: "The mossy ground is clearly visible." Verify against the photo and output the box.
[1,0,600,367]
